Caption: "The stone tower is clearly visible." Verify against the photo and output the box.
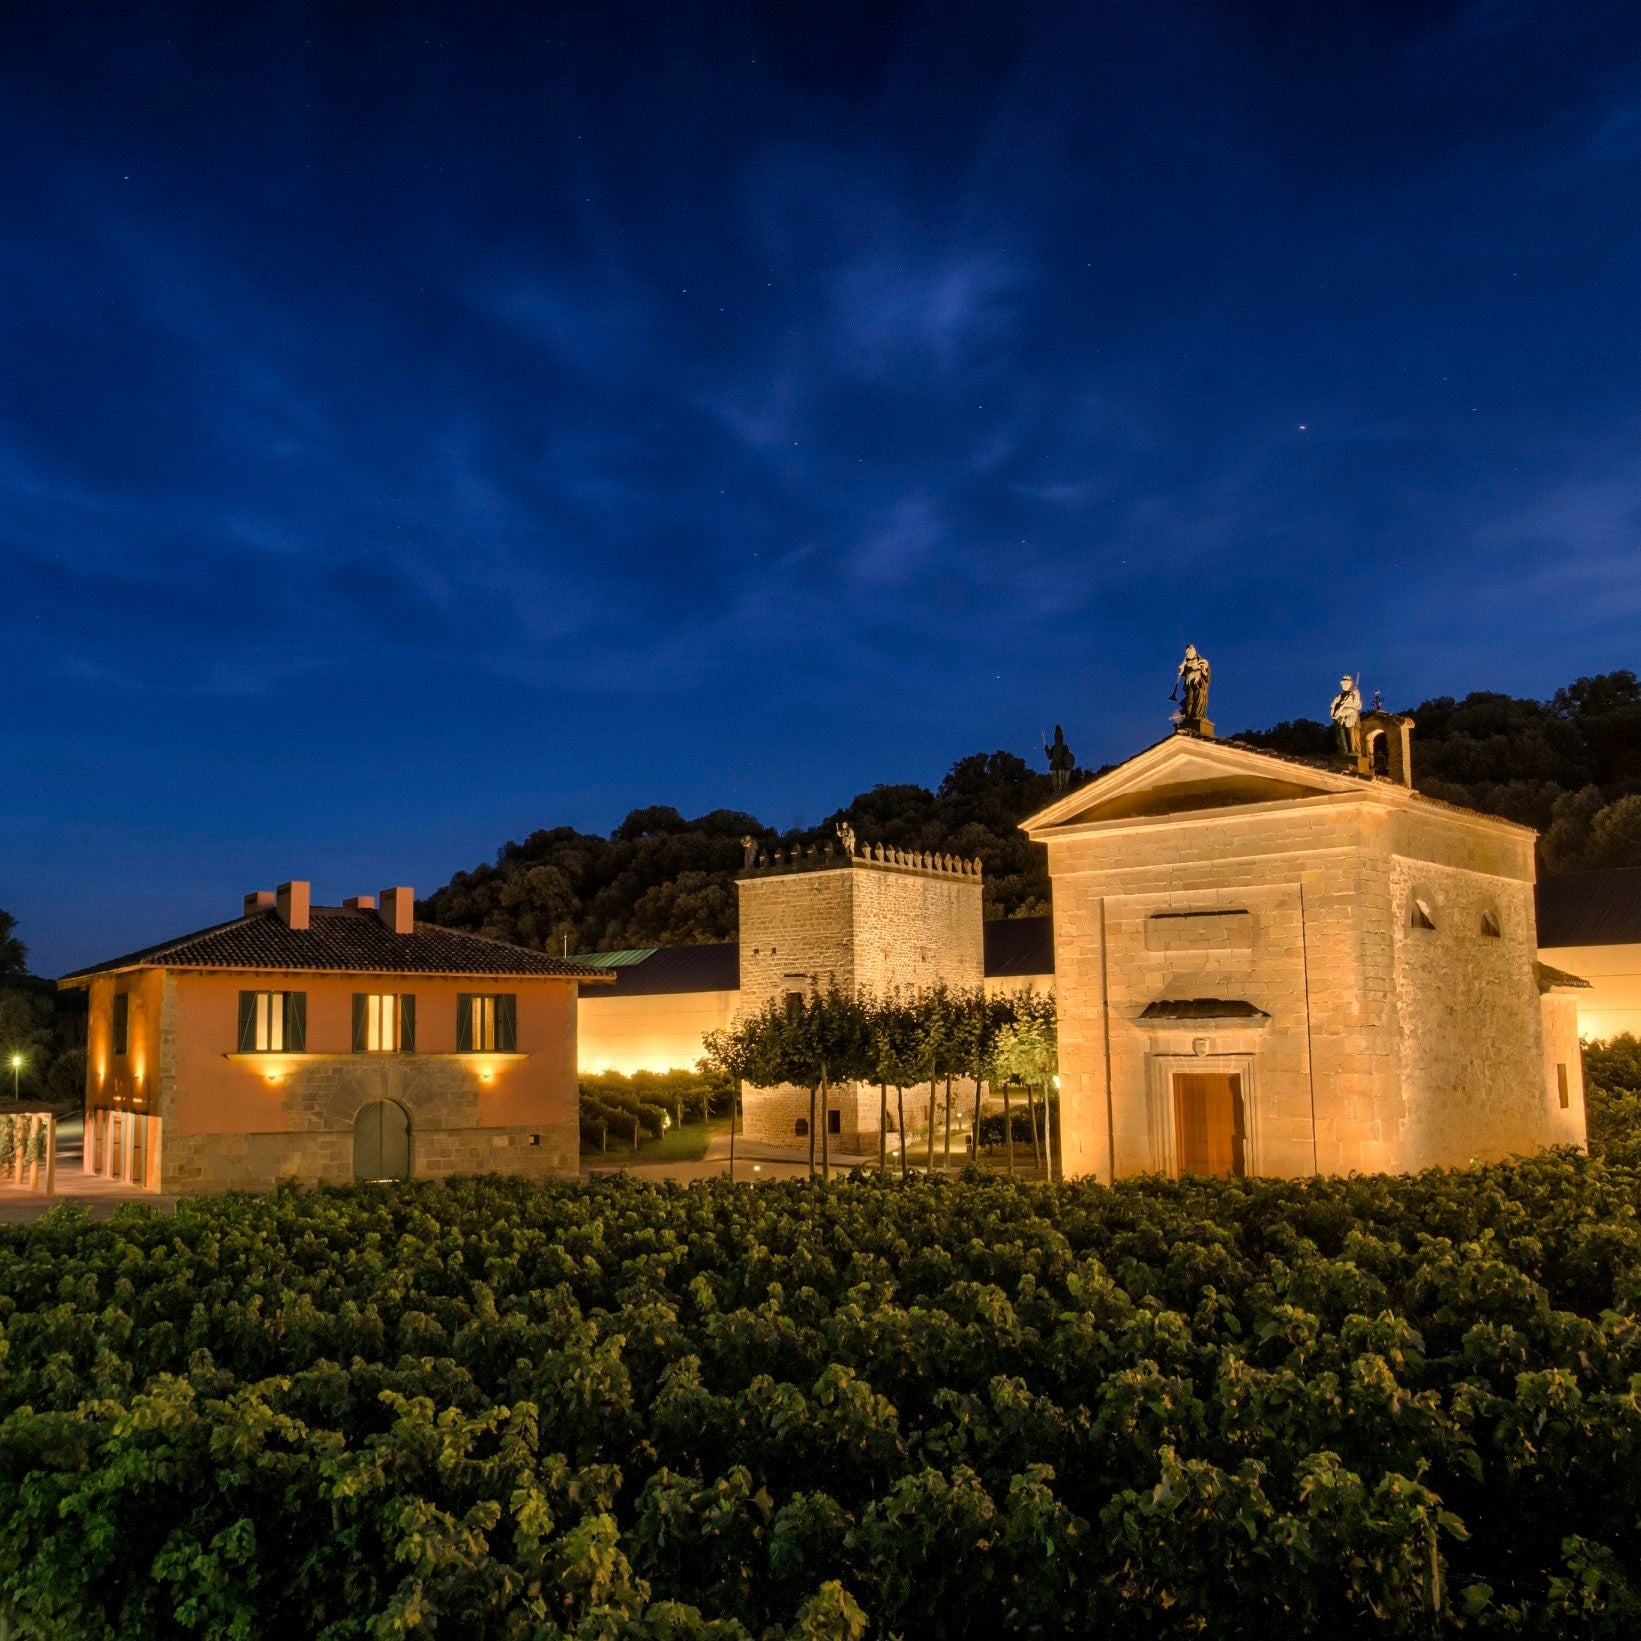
[735,842,985,1145]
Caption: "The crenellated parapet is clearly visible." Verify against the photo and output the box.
[740,842,984,880]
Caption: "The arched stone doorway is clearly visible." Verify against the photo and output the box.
[353,1099,411,1181]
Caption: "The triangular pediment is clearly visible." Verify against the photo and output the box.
[1022,735,1368,837]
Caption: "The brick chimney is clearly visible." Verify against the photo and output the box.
[243,890,275,917]
[341,895,377,911]
[275,881,311,931]
[378,886,414,936]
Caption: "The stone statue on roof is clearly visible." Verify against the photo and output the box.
[1330,674,1362,758]
[836,820,857,857]
[1172,644,1211,728]
[1043,724,1076,794]
[741,834,758,869]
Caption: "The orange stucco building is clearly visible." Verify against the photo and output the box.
[59,880,611,1192]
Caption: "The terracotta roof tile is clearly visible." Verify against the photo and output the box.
[60,906,614,984]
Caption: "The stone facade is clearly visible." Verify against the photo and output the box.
[1023,733,1579,1182]
[736,850,984,1146]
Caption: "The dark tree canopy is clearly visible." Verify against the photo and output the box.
[420,671,1640,953]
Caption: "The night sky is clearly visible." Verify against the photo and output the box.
[4,2,1639,976]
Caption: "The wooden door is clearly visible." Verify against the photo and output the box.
[1172,1073,1246,1178]
[353,1100,411,1181]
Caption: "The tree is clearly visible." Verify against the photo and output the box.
[0,908,26,980]
[992,992,1059,1179]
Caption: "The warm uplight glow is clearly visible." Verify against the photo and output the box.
[479,1068,494,1082]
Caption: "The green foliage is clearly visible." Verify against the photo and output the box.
[579,1070,733,1154]
[1585,1035,1641,1165]
[0,1159,1640,1634]
[0,906,89,1105]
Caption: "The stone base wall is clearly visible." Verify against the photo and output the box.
[162,1125,577,1193]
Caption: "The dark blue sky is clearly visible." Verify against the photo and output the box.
[4,1,1639,976]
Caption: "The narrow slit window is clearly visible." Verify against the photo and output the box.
[1480,910,1501,938]
[1411,898,1436,931]
[1557,1064,1570,1110]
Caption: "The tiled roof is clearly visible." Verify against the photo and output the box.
[576,942,740,997]
[984,916,1055,977]
[1536,868,1641,949]
[60,907,615,984]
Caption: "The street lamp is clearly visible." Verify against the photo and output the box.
[8,1054,21,1100]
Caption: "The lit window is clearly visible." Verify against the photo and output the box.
[352,994,415,1052]
[457,993,516,1053]
[237,991,307,1053]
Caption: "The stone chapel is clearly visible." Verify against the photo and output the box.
[1020,713,1587,1180]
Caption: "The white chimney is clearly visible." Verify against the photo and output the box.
[243,890,275,917]
[275,881,311,931]
[378,886,414,936]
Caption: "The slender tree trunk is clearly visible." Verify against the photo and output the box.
[942,1074,953,1172]
[926,1061,937,1172]
[1043,1081,1057,1184]
[820,1064,830,1184]
[972,1076,984,1161]
[896,1086,907,1180]
[808,1084,817,1178]
[879,1081,887,1172]
[1027,1082,1042,1171]
[1004,1083,1014,1175]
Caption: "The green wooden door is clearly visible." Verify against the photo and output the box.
[353,1100,411,1181]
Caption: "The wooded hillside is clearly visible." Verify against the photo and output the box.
[418,670,1641,954]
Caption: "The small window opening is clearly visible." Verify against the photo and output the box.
[1411,898,1436,931]
[1557,1064,1570,1110]
[1480,910,1501,939]
[827,1109,841,1134]
[794,1117,809,1137]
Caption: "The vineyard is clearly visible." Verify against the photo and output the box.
[0,1152,1638,1637]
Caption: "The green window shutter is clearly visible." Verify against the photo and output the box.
[399,994,416,1053]
[497,993,517,1053]
[352,995,368,1053]
[286,992,307,1053]
[456,994,473,1054]
[237,992,256,1054]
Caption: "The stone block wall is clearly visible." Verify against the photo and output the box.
[1039,773,1563,1183]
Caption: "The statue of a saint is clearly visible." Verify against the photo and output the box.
[741,834,758,869]
[1043,724,1075,794]
[836,820,857,857]
[1330,675,1362,758]
[1173,644,1211,724]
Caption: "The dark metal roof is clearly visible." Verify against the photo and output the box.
[1536,868,1641,949]
[60,907,614,984]
[984,915,1055,977]
[576,942,740,997]
[1139,998,1270,1020]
